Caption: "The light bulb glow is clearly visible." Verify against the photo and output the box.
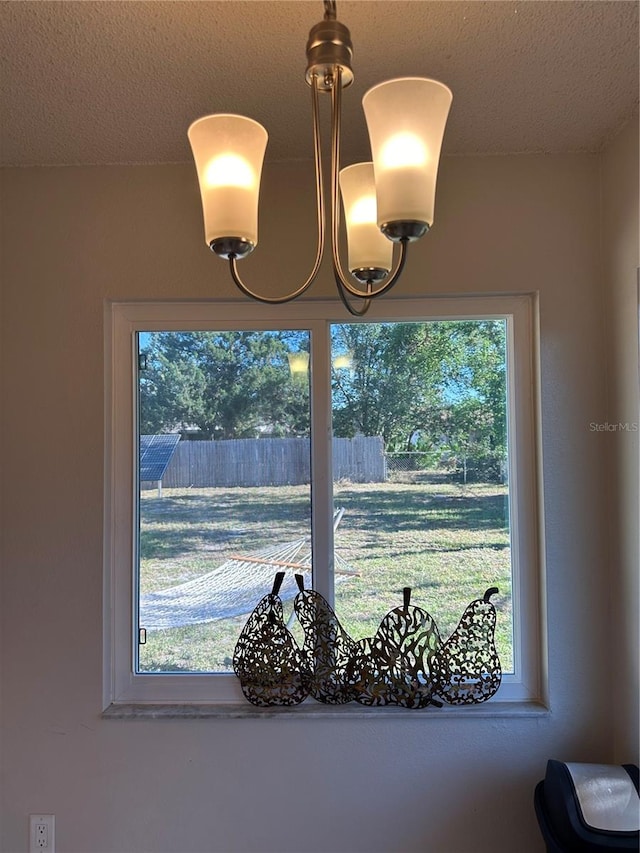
[349,195,377,225]
[204,154,255,189]
[287,352,309,376]
[333,352,354,371]
[380,133,428,170]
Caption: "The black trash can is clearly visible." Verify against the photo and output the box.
[535,760,639,852]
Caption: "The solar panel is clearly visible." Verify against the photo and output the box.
[140,434,181,481]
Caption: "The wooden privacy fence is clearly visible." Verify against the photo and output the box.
[150,435,385,488]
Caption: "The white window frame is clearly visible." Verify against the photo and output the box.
[103,295,544,709]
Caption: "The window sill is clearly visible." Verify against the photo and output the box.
[102,700,549,720]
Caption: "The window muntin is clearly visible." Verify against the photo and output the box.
[105,297,541,706]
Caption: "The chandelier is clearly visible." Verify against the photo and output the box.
[188,1,452,315]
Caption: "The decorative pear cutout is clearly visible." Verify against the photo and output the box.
[435,587,502,705]
[293,575,358,705]
[233,572,310,706]
[347,588,444,708]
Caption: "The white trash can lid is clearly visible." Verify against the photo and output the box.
[565,763,640,833]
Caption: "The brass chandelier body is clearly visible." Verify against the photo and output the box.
[188,1,452,316]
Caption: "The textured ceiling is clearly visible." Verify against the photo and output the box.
[1,0,638,167]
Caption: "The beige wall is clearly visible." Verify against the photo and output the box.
[601,118,640,764]
[0,141,630,852]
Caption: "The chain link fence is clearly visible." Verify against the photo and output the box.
[385,452,433,474]
[385,451,507,484]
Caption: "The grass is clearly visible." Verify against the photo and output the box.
[138,476,512,674]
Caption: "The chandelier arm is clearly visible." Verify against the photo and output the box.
[328,67,411,302]
[335,275,373,316]
[225,75,327,305]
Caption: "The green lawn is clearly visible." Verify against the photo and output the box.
[138,477,512,674]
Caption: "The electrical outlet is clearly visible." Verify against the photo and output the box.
[29,815,55,853]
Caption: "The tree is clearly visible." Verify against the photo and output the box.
[446,320,507,454]
[139,331,310,439]
[434,320,508,481]
[440,398,501,483]
[331,322,491,451]
[138,321,508,482]
[332,324,435,449]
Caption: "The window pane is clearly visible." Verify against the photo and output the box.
[331,320,513,671]
[136,330,311,674]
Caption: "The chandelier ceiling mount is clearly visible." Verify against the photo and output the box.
[305,1,354,91]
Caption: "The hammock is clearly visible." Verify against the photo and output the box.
[140,509,355,630]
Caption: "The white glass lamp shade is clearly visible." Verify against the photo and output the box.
[339,163,393,274]
[362,78,452,229]
[187,114,268,249]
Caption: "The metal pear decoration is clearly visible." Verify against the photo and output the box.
[233,577,502,708]
[232,571,310,706]
[293,575,358,705]
[346,588,443,708]
[433,587,502,705]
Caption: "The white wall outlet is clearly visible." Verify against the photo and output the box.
[29,815,55,853]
